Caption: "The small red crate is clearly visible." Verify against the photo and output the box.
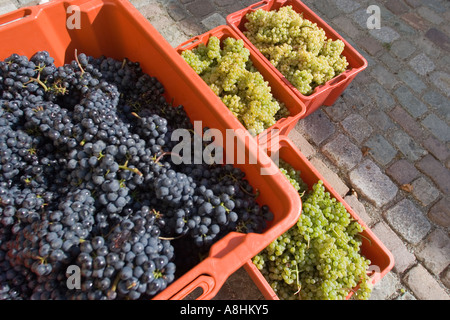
[226,0,368,118]
[244,137,395,300]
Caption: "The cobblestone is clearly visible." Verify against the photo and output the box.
[341,113,373,144]
[397,69,427,94]
[388,129,427,162]
[403,264,450,300]
[364,134,398,166]
[349,159,398,207]
[385,199,432,245]
[386,159,420,185]
[321,134,362,172]
[416,229,450,276]
[295,110,336,146]
[428,198,450,228]
[417,154,450,194]
[393,86,428,118]
[421,113,450,143]
[408,53,436,76]
[410,176,440,207]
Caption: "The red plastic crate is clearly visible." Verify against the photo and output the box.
[0,0,302,300]
[226,0,368,118]
[175,25,307,140]
[244,137,395,300]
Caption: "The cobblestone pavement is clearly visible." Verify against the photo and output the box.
[1,0,449,300]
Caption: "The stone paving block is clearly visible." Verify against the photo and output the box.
[385,0,410,15]
[386,159,420,185]
[371,221,416,274]
[421,113,450,143]
[355,35,384,56]
[400,12,430,31]
[417,6,444,25]
[186,0,215,18]
[416,229,450,276]
[411,176,440,207]
[294,110,335,146]
[388,105,426,140]
[309,157,350,198]
[369,271,400,300]
[349,159,398,207]
[385,199,432,245]
[370,63,399,90]
[331,15,360,39]
[369,26,401,44]
[367,82,395,110]
[397,69,427,94]
[423,136,450,163]
[423,90,450,122]
[403,264,450,300]
[213,0,235,7]
[166,0,189,21]
[404,0,421,9]
[0,0,16,14]
[428,198,450,228]
[390,39,416,60]
[425,28,450,52]
[417,154,450,194]
[366,109,395,132]
[322,96,353,122]
[430,71,450,98]
[321,134,362,172]
[378,51,402,74]
[408,53,436,76]
[334,0,360,13]
[364,134,398,166]
[393,86,428,119]
[341,113,373,144]
[388,129,427,161]
[201,12,225,30]
[311,0,340,20]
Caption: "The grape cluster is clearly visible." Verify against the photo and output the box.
[0,50,273,300]
[252,161,372,300]
[181,36,289,136]
[244,6,349,95]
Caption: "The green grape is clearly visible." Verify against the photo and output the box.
[181,36,289,136]
[252,163,373,300]
[244,6,349,96]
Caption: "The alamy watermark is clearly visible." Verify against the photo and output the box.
[366,5,381,30]
[66,5,81,30]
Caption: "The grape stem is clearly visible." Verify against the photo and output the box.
[74,49,85,75]
[119,160,143,176]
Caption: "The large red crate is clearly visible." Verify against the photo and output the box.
[244,137,395,300]
[0,0,302,300]
[226,0,368,118]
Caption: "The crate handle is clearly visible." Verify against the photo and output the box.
[169,275,216,300]
[0,8,35,27]
[178,36,202,50]
[249,0,270,11]
[327,73,348,88]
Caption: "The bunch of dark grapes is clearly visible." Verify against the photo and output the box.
[0,50,273,300]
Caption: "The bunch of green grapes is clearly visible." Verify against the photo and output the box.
[181,36,289,136]
[252,161,373,300]
[244,6,349,95]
